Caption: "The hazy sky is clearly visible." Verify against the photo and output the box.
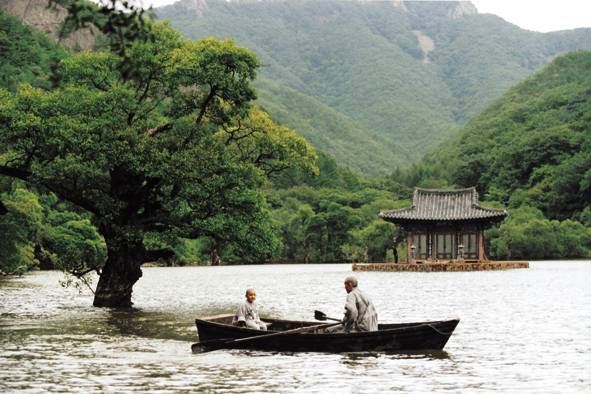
[471,0,591,32]
[131,0,590,33]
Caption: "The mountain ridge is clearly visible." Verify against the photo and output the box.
[3,0,590,175]
[156,0,591,174]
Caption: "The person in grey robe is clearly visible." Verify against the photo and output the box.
[329,276,378,333]
[233,288,267,330]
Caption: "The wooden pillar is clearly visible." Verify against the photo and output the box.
[406,232,413,263]
[456,229,464,262]
[478,229,486,261]
[454,230,459,260]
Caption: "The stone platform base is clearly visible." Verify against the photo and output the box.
[352,261,529,272]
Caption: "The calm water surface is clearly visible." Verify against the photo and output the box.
[1,261,590,393]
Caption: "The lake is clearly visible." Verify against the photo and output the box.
[1,261,590,393]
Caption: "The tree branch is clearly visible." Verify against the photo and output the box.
[182,85,217,146]
[70,266,100,278]
[223,120,259,146]
[47,183,102,217]
[0,165,31,181]
[144,123,172,137]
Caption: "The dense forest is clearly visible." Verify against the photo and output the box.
[0,2,590,301]
[158,0,591,175]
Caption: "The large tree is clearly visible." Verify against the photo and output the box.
[0,18,316,307]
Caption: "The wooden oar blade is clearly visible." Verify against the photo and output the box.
[314,310,327,321]
[315,310,342,322]
[191,342,210,353]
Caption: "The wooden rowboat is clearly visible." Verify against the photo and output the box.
[192,314,459,353]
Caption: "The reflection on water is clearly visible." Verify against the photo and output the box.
[1,262,591,392]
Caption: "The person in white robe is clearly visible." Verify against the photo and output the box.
[329,276,378,333]
[233,288,267,330]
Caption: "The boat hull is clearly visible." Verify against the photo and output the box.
[194,315,459,353]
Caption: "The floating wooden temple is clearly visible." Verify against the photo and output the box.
[354,187,528,272]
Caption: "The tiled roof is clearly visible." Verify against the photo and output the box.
[379,187,507,222]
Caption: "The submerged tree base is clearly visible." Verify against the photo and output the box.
[92,256,142,308]
[93,290,133,308]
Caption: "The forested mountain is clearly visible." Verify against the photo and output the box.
[396,51,591,260]
[429,51,591,223]
[157,0,591,174]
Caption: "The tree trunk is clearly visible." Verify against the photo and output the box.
[210,238,222,266]
[93,229,145,308]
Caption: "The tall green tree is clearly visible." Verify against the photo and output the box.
[0,188,43,274]
[37,193,107,276]
[0,19,315,307]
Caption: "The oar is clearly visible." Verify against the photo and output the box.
[193,321,342,353]
[314,310,342,322]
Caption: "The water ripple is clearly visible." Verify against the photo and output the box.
[1,261,590,392]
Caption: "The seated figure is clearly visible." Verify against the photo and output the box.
[233,288,267,330]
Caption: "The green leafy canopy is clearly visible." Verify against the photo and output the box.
[0,15,317,305]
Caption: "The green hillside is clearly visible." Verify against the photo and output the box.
[255,78,411,175]
[157,0,591,175]
[0,11,67,90]
[391,50,591,259]
[429,51,591,223]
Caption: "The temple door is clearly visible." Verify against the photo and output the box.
[435,232,454,260]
